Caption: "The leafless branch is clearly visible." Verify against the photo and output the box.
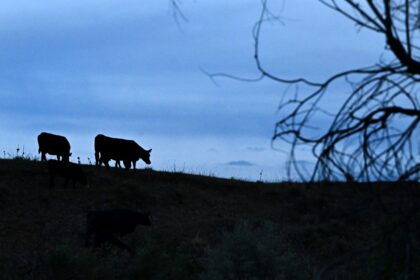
[251,0,420,182]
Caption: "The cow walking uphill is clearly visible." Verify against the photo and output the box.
[94,134,152,170]
[48,160,89,188]
[85,209,152,252]
[38,132,71,162]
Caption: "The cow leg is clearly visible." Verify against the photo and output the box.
[49,174,55,189]
[95,152,100,166]
[91,233,104,248]
[133,161,136,170]
[92,233,111,248]
[57,155,60,161]
[123,160,131,170]
[108,236,132,253]
[90,233,131,253]
[41,152,47,161]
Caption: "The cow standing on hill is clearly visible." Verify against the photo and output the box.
[38,132,71,162]
[94,134,152,170]
[48,160,89,188]
[85,209,152,252]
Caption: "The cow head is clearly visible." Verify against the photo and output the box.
[63,152,72,162]
[141,149,152,165]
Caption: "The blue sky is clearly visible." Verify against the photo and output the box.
[0,1,386,181]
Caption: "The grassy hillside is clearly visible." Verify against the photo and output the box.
[0,159,419,279]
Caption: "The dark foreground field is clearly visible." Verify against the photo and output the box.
[0,159,419,279]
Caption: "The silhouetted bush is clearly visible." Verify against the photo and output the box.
[322,224,420,279]
[46,246,96,280]
[201,221,311,280]
[129,239,202,280]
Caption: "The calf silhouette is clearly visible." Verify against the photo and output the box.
[38,132,71,162]
[48,160,88,188]
[85,209,152,252]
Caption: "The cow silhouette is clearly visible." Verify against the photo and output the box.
[85,209,152,252]
[94,134,151,170]
[38,132,71,162]
[48,160,89,188]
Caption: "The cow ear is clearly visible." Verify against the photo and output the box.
[147,149,152,153]
[69,153,72,156]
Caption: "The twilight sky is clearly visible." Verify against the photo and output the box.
[0,0,386,181]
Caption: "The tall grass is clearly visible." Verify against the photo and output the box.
[2,146,39,161]
[201,221,311,280]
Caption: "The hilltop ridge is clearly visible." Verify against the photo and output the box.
[0,159,418,278]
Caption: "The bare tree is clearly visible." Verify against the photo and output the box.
[169,1,420,277]
[247,1,420,277]
[251,0,420,182]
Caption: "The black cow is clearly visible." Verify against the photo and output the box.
[85,209,152,252]
[94,134,152,170]
[38,132,71,162]
[48,160,89,188]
